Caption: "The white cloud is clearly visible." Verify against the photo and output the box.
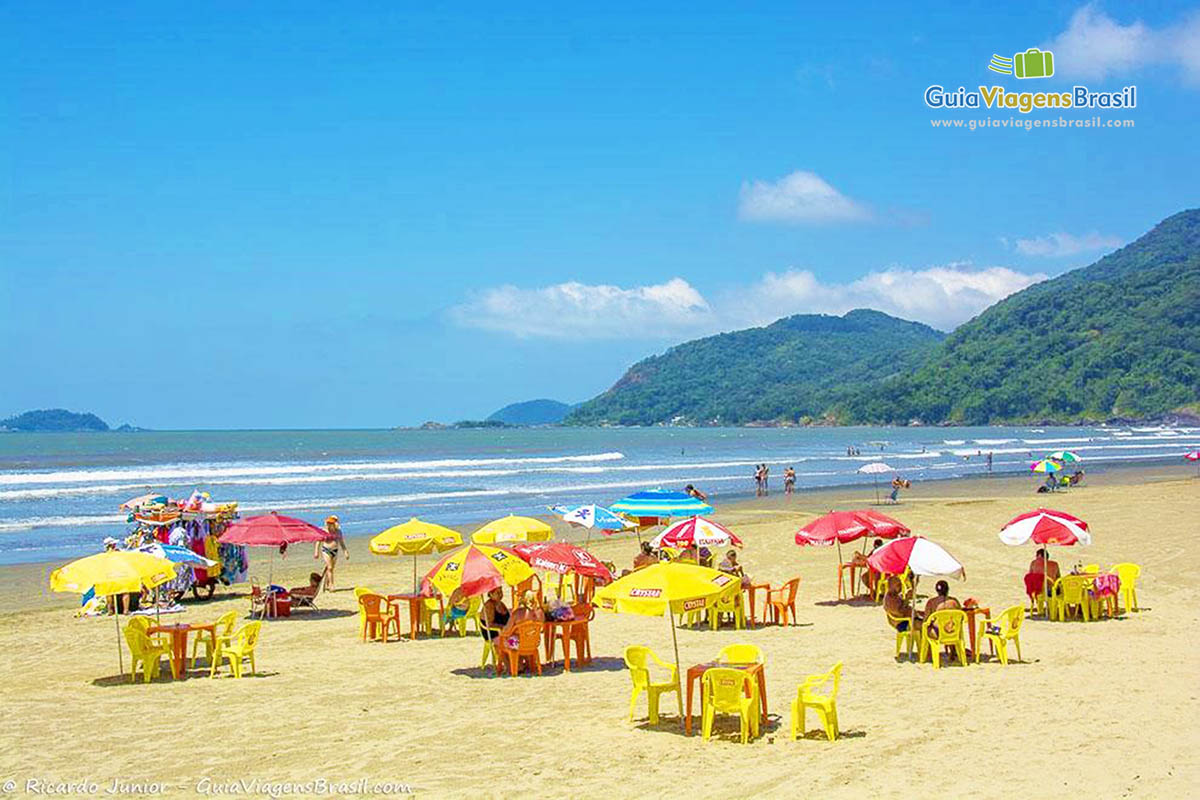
[451,264,1046,339]
[738,170,869,224]
[1047,4,1200,84]
[1014,231,1123,257]
[448,278,712,339]
[724,265,1046,332]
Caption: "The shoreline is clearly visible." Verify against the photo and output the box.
[3,458,1192,616]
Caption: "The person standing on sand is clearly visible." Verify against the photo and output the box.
[314,515,348,592]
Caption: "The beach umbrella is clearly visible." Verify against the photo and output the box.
[120,493,167,511]
[651,516,742,552]
[795,509,909,589]
[423,543,536,599]
[999,509,1090,617]
[218,511,330,586]
[138,542,216,568]
[510,541,614,583]
[610,489,713,519]
[370,518,464,592]
[50,551,178,673]
[471,515,554,545]
[550,504,635,550]
[867,536,964,579]
[857,462,893,504]
[1046,451,1082,464]
[1030,459,1062,473]
[593,562,738,687]
[1186,451,1200,476]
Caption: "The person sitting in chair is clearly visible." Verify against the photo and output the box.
[923,579,961,619]
[633,541,657,570]
[883,576,920,632]
[1029,548,1060,594]
[289,571,324,606]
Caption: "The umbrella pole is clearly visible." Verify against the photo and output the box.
[873,476,880,505]
[910,575,919,663]
[413,554,418,595]
[668,611,682,726]
[115,606,124,676]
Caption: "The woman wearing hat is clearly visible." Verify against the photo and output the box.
[314,515,348,592]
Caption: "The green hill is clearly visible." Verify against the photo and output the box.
[487,399,573,426]
[567,310,945,425]
[1,409,110,432]
[836,208,1200,424]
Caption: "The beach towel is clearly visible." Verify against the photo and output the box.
[1091,573,1119,597]
[1023,572,1044,596]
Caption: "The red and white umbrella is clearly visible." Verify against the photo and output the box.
[511,541,614,582]
[999,508,1091,546]
[794,510,909,546]
[867,536,964,579]
[650,516,742,549]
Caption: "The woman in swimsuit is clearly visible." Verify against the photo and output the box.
[314,515,348,592]
[481,588,510,667]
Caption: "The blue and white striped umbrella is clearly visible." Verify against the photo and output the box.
[139,543,216,568]
[610,489,713,518]
[550,504,633,532]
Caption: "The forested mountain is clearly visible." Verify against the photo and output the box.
[1,409,110,432]
[567,310,945,425]
[487,399,573,425]
[568,209,1199,427]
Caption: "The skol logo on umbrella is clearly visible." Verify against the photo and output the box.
[989,48,1054,79]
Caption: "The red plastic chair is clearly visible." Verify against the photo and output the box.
[766,577,801,626]
[359,593,401,643]
[498,621,544,676]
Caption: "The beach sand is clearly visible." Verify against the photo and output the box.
[1,466,1197,799]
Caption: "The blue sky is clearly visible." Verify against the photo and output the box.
[2,2,1197,429]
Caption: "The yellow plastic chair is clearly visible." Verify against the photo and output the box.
[354,587,376,638]
[126,615,170,648]
[1082,564,1100,574]
[192,610,238,668]
[717,643,765,665]
[1055,575,1092,622]
[975,605,1024,665]
[124,622,174,683]
[213,621,262,678]
[421,596,446,636]
[875,571,911,604]
[1112,563,1141,613]
[701,667,760,743]
[919,609,968,668]
[446,596,482,637]
[790,662,842,741]
[623,646,681,726]
[887,612,921,660]
[709,589,746,630]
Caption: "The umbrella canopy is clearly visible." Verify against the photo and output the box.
[550,504,633,532]
[593,562,736,617]
[218,512,329,547]
[424,544,535,598]
[867,536,964,579]
[999,509,1091,546]
[857,462,893,475]
[120,493,168,511]
[1185,451,1200,462]
[1046,450,1082,463]
[50,551,177,596]
[794,510,909,546]
[650,516,742,549]
[471,515,554,544]
[1030,459,1062,473]
[610,489,713,518]
[138,542,216,568]
[511,541,614,582]
[369,518,463,555]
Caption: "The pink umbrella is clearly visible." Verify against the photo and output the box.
[510,541,614,582]
[794,510,909,546]
[218,511,330,588]
[650,516,742,549]
[1186,451,1200,461]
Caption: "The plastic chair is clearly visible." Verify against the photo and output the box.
[422,596,446,637]
[358,593,401,643]
[717,643,764,665]
[566,603,595,665]
[1055,576,1092,622]
[497,620,543,676]
[765,577,801,626]
[192,610,238,668]
[976,605,1024,664]
[790,662,842,741]
[354,587,376,638]
[1023,572,1048,616]
[887,612,921,660]
[509,575,542,608]
[126,615,170,648]
[875,571,911,604]
[446,596,482,637]
[1112,563,1141,613]
[709,589,746,630]
[623,645,681,725]
[919,609,968,668]
[124,623,173,683]
[1082,564,1100,574]
[213,621,262,678]
[701,668,760,743]
[479,625,503,673]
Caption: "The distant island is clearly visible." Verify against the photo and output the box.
[568,208,1200,427]
[1,409,109,432]
[487,399,574,426]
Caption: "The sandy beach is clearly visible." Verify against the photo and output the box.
[1,464,1197,799]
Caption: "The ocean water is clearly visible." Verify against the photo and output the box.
[1,424,1197,565]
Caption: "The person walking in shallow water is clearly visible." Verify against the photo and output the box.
[784,466,796,495]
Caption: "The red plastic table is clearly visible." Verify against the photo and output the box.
[387,593,429,639]
[147,622,214,678]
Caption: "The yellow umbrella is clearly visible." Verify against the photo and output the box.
[50,551,178,673]
[593,562,738,678]
[471,515,554,544]
[424,544,536,599]
[369,518,464,592]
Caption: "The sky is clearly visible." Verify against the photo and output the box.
[2,1,1198,429]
